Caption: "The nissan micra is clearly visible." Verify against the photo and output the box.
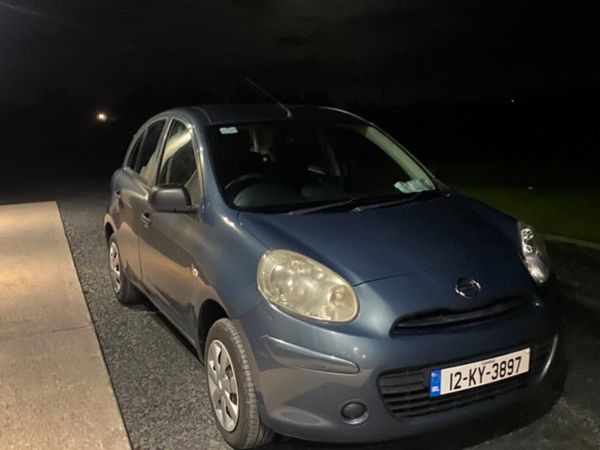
[104,104,561,448]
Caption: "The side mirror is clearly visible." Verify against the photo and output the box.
[149,185,197,213]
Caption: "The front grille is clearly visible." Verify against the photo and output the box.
[391,296,531,334]
[378,338,554,418]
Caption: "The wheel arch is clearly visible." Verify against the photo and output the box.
[103,214,117,244]
[197,299,229,362]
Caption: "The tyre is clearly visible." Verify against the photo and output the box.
[205,318,274,449]
[107,234,144,305]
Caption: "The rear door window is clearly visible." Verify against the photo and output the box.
[135,120,166,183]
[125,133,143,169]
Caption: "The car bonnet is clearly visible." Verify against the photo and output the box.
[238,193,520,286]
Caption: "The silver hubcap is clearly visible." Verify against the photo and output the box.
[109,242,122,293]
[207,340,239,431]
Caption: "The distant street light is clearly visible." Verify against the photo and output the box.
[96,112,109,122]
[510,98,515,104]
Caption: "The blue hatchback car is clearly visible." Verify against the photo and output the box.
[104,104,562,448]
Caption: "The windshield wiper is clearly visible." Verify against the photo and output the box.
[287,192,431,215]
[350,191,426,212]
[287,196,365,215]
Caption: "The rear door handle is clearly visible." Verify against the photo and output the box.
[141,212,152,228]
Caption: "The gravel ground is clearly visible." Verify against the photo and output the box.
[3,181,599,449]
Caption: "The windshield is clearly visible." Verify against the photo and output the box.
[208,121,436,213]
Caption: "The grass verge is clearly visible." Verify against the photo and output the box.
[455,186,600,244]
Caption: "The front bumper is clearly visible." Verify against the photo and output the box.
[236,285,562,444]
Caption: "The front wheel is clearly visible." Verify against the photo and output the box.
[205,319,274,449]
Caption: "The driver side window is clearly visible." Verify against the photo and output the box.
[157,120,201,204]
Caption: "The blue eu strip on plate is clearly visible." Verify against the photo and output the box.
[430,369,441,397]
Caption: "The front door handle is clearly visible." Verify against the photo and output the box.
[141,212,152,228]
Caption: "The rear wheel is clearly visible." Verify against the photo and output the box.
[108,234,143,305]
[205,319,274,449]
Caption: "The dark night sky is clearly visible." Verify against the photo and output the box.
[1,1,599,183]
[1,0,599,108]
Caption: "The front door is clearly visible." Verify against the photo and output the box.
[139,119,205,336]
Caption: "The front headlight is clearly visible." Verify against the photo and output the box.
[518,222,551,284]
[257,249,358,322]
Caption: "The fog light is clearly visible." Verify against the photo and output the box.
[341,402,367,422]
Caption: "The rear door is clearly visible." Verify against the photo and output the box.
[139,118,204,334]
[117,119,167,283]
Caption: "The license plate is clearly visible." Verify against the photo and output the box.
[429,348,530,397]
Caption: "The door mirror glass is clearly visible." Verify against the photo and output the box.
[149,185,196,213]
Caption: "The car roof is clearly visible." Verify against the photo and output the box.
[187,104,366,126]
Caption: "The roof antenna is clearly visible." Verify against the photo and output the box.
[244,77,293,118]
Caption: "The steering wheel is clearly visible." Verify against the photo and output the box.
[224,173,272,200]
